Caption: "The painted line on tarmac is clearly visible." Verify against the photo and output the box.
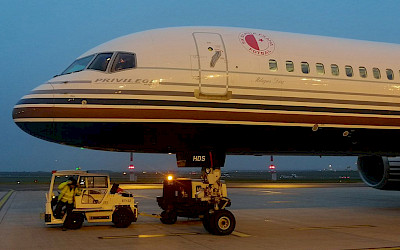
[0,190,14,211]
[348,247,400,250]
[99,231,250,239]
[231,231,251,237]
[294,224,376,231]
[133,195,154,200]
[268,200,294,204]
[138,212,161,218]
[260,190,283,194]
[99,232,201,239]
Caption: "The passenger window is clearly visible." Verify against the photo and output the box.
[286,61,294,72]
[359,67,367,78]
[373,68,381,79]
[331,64,339,76]
[61,55,95,75]
[386,69,394,80]
[345,65,353,77]
[316,63,325,75]
[111,53,136,72]
[269,59,278,71]
[88,53,113,71]
[301,62,310,74]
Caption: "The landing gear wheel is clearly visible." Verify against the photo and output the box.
[112,207,134,228]
[160,210,177,224]
[63,212,84,230]
[209,210,235,235]
[202,212,215,233]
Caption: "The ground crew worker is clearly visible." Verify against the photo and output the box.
[54,177,81,219]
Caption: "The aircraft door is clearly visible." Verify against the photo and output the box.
[193,32,230,99]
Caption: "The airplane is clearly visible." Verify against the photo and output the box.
[11,26,400,233]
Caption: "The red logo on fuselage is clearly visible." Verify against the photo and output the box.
[239,32,275,56]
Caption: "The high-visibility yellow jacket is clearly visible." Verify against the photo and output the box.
[58,181,81,204]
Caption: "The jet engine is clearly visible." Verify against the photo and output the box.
[357,156,400,190]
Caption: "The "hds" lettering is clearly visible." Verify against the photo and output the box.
[193,156,206,161]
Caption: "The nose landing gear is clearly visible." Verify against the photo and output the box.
[156,151,236,235]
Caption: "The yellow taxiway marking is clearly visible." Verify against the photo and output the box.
[138,212,161,218]
[294,224,376,231]
[231,231,251,237]
[99,231,250,239]
[0,190,14,210]
[131,195,154,200]
[351,247,400,250]
[118,184,162,190]
[260,190,283,194]
[99,232,200,239]
[228,183,324,189]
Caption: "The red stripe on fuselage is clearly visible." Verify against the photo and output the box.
[12,107,400,127]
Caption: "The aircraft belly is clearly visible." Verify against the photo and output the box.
[13,121,400,156]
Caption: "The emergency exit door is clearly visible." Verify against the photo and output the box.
[193,32,229,97]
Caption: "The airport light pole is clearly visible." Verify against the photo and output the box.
[129,152,137,182]
[129,164,137,182]
[268,155,277,181]
[269,164,277,181]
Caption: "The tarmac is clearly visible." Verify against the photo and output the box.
[2,183,400,250]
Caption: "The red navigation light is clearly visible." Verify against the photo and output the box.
[269,164,276,170]
[128,165,135,170]
[52,170,57,174]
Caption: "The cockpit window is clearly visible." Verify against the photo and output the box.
[88,53,113,71]
[58,52,136,76]
[61,55,95,75]
[111,53,136,72]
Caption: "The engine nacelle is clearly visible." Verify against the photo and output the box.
[357,156,400,190]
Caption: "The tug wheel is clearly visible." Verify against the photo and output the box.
[112,207,134,228]
[208,210,235,235]
[160,210,177,224]
[63,212,84,230]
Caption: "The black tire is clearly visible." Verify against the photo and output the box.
[63,212,84,230]
[112,207,134,228]
[160,210,177,224]
[209,210,235,235]
[202,212,215,233]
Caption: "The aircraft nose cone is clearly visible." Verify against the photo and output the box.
[12,99,26,121]
[12,94,54,141]
[12,96,49,121]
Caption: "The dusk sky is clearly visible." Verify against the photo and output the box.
[2,0,400,172]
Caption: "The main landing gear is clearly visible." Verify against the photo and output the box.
[156,152,236,235]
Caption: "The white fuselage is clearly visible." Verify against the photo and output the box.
[12,27,400,155]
